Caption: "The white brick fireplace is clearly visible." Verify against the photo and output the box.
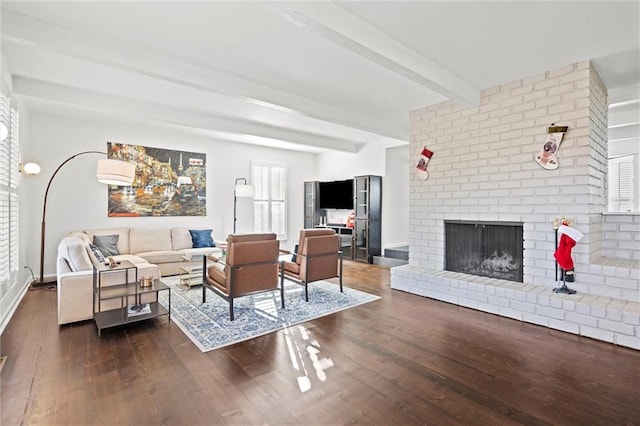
[391,61,640,350]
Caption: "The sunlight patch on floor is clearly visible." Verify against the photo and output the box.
[284,325,335,393]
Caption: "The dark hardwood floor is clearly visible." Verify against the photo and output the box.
[2,261,639,425]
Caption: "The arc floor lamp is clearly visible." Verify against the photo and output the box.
[37,151,135,284]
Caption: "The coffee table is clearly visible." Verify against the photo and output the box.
[179,249,221,286]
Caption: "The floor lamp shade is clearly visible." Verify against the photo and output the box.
[234,183,255,198]
[233,178,255,233]
[97,159,136,185]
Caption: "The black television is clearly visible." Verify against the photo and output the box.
[318,179,353,209]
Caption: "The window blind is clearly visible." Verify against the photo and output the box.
[252,162,287,240]
[0,87,19,294]
[608,155,635,212]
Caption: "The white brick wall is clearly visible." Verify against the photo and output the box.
[602,213,640,260]
[407,61,638,297]
[396,61,639,350]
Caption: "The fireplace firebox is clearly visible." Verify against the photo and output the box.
[445,221,523,283]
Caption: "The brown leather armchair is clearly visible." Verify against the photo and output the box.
[202,233,283,320]
[280,229,343,302]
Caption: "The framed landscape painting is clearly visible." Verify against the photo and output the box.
[107,142,206,217]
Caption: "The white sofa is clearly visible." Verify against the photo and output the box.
[57,227,221,325]
[72,227,222,276]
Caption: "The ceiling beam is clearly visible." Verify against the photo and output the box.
[1,9,406,142]
[265,1,480,107]
[13,76,363,153]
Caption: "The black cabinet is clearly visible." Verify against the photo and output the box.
[304,181,321,229]
[304,176,381,264]
[353,175,381,263]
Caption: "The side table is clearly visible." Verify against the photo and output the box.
[93,260,171,337]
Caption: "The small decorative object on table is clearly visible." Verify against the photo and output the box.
[127,303,151,317]
[139,276,154,287]
[219,242,228,256]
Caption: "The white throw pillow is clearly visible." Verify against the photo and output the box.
[60,237,93,272]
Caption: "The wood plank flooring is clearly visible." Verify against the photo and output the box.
[2,261,639,425]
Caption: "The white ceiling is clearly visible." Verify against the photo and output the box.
[1,1,639,154]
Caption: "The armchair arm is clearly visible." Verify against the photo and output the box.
[207,253,226,265]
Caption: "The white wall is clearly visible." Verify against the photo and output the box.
[316,140,409,249]
[20,112,316,279]
[315,141,387,181]
[384,145,409,248]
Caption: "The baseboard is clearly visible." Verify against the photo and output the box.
[0,276,32,336]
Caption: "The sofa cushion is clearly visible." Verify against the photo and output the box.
[113,254,153,266]
[59,237,93,272]
[67,231,91,244]
[171,227,193,251]
[282,260,300,275]
[93,234,120,257]
[85,228,130,254]
[189,229,215,248]
[130,228,172,253]
[136,251,182,264]
[207,262,226,288]
[183,247,223,257]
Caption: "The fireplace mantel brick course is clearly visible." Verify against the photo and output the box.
[392,266,640,350]
[395,61,640,350]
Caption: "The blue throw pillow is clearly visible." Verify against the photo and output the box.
[190,229,215,248]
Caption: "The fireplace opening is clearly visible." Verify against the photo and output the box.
[445,221,523,283]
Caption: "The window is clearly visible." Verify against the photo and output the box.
[608,155,635,212]
[0,85,20,298]
[252,162,287,240]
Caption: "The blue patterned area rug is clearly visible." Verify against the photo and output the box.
[157,277,379,352]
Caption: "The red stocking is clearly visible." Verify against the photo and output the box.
[554,225,583,271]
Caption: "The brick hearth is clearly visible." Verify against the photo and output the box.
[392,266,639,350]
[391,61,640,350]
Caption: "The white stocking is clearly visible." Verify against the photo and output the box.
[536,125,568,170]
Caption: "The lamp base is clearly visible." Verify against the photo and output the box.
[32,277,57,287]
[552,282,576,294]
